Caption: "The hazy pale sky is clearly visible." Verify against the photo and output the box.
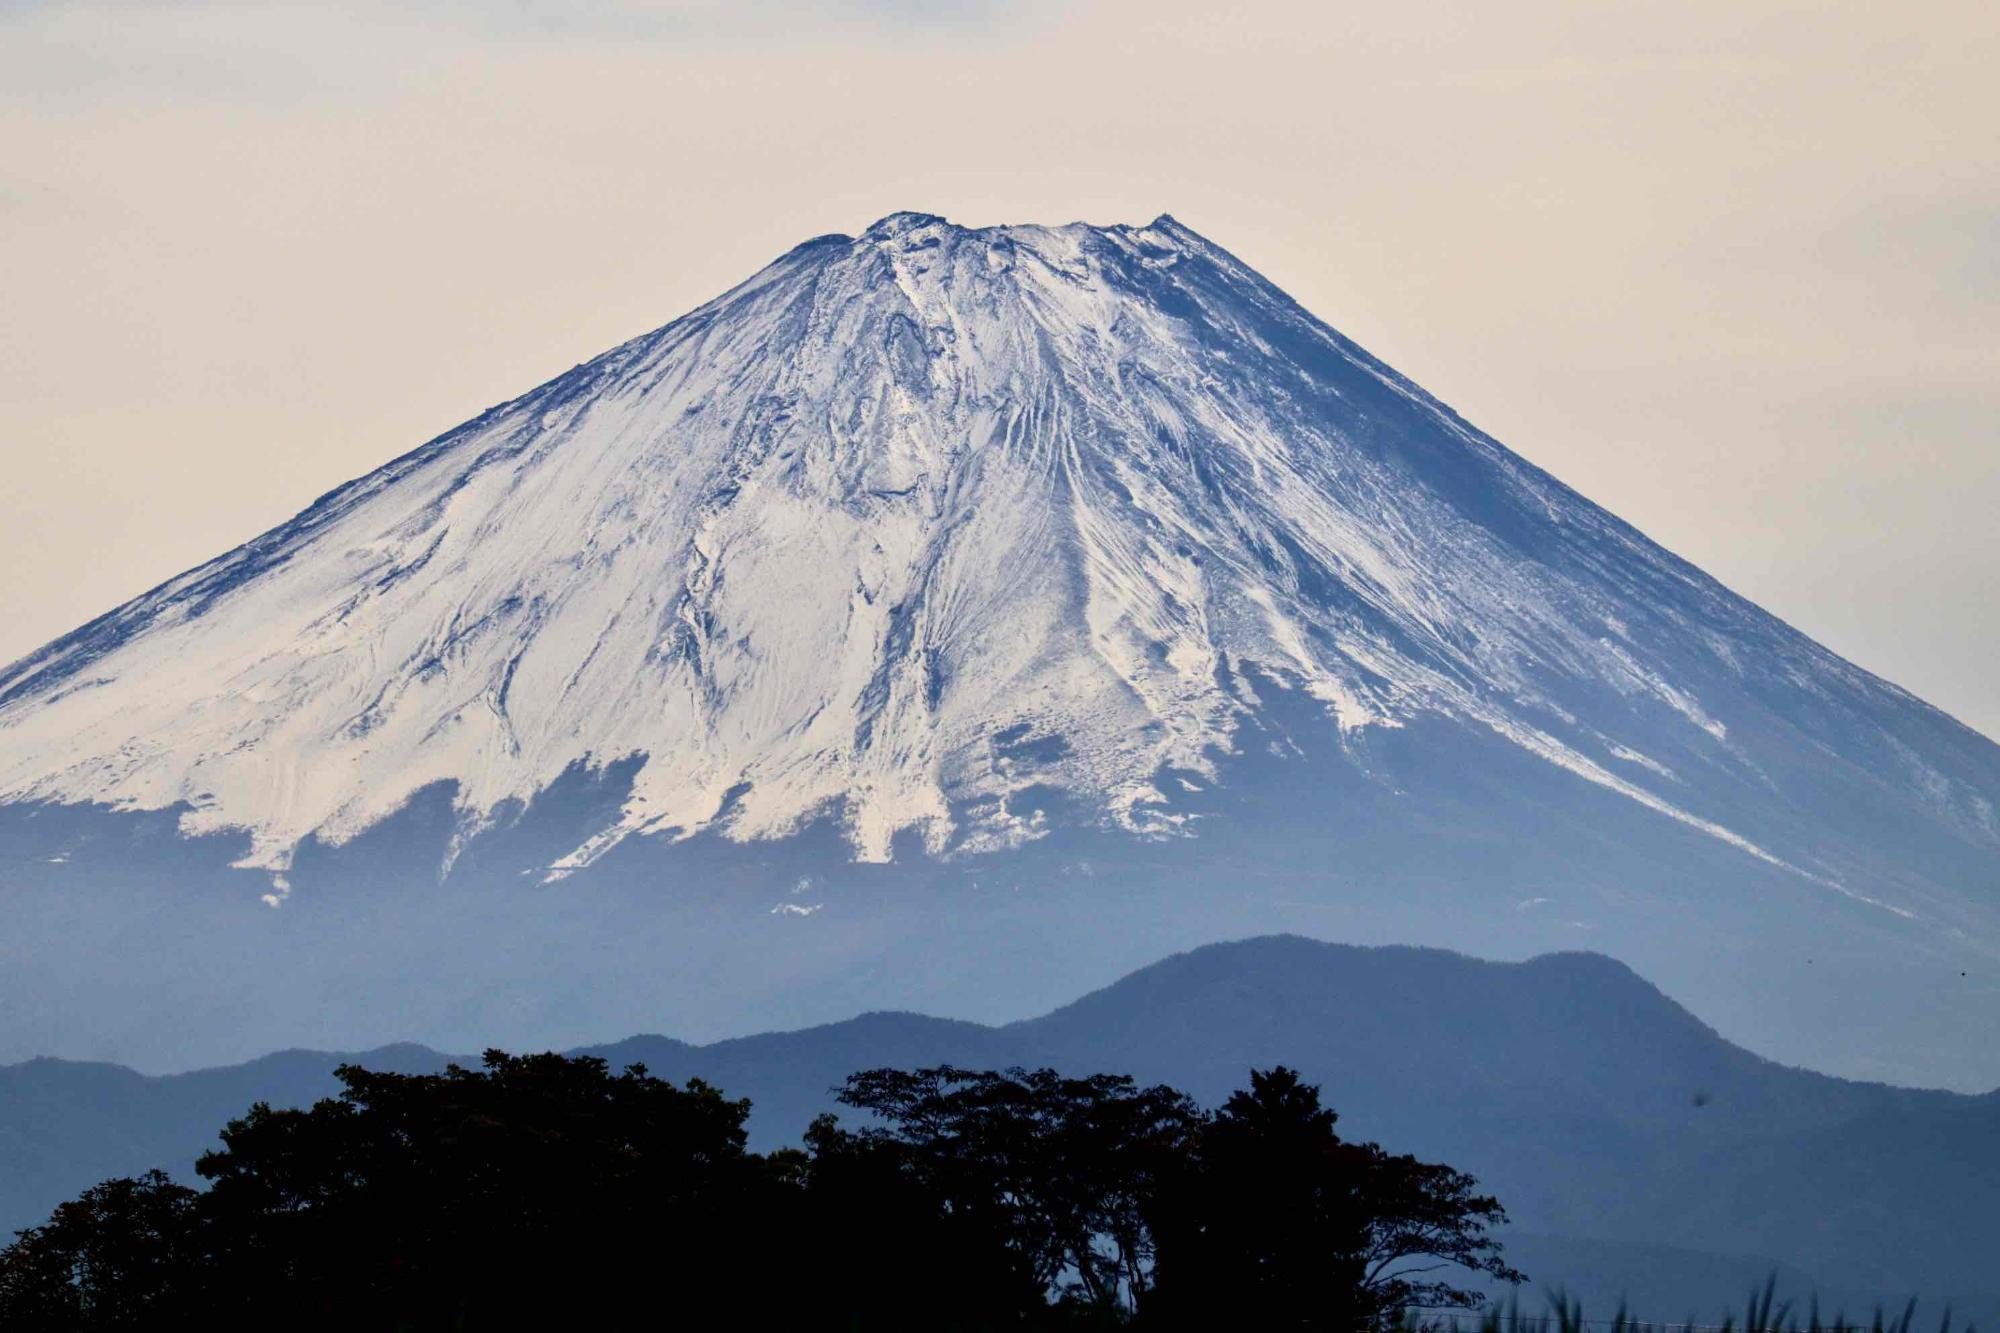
[2,0,1994,736]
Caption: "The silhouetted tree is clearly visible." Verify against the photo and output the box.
[1350,1139,1524,1312]
[830,1065,1205,1315]
[0,1171,202,1330]
[789,1110,1051,1328]
[1149,1066,1522,1329]
[184,1051,782,1327]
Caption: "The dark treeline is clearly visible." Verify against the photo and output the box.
[0,1052,1517,1330]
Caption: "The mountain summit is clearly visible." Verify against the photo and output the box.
[2,214,1996,1081]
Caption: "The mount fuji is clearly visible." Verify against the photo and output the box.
[3,212,1996,1083]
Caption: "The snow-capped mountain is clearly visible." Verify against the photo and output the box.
[3,213,1996,1084]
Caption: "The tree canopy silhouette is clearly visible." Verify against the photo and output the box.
[1148,1065,1521,1327]
[0,1053,1519,1330]
[826,1064,1205,1313]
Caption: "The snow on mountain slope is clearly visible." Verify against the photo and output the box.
[1,212,1996,934]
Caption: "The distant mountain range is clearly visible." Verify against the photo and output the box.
[5,937,1995,1317]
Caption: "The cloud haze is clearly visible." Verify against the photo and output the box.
[1,0,1994,734]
